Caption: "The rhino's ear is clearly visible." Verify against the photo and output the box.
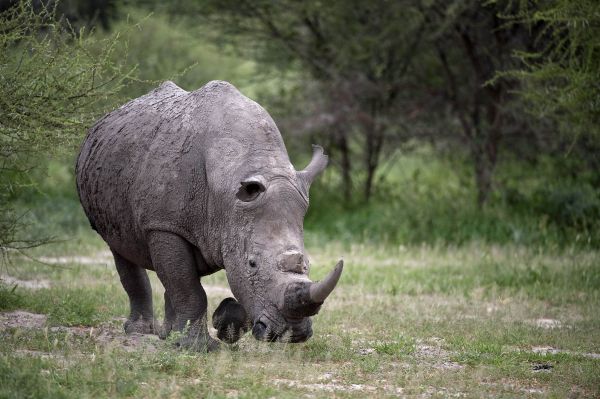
[297,145,328,189]
[237,175,266,202]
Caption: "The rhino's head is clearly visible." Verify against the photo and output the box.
[221,145,342,343]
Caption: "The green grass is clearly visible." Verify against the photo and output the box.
[0,285,124,326]
[373,335,416,356]
[1,239,599,398]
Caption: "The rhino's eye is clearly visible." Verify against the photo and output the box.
[237,179,266,202]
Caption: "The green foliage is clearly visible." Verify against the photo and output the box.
[0,1,133,253]
[505,0,600,138]
[0,283,24,310]
[306,147,600,248]
[10,158,102,245]
[108,7,257,99]
[532,184,600,229]
[0,1,131,162]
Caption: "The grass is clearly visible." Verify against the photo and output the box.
[1,234,599,398]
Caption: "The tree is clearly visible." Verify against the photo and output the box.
[0,0,119,30]
[178,0,587,207]
[190,0,428,202]
[0,1,132,256]
[505,0,600,181]
[415,0,537,206]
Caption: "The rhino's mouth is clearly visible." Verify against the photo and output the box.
[251,314,313,343]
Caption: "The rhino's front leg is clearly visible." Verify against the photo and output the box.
[158,292,175,340]
[148,231,219,352]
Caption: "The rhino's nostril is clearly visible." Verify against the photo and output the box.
[252,321,279,342]
[249,259,257,268]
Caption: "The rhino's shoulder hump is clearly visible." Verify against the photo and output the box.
[125,80,188,109]
[197,80,240,96]
[145,80,188,99]
[157,80,184,92]
[191,80,251,106]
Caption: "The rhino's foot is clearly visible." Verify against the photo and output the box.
[124,316,156,335]
[176,333,220,353]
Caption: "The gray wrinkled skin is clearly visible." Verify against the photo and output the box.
[76,81,342,351]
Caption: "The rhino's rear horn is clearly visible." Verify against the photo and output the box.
[297,145,328,188]
[282,259,343,318]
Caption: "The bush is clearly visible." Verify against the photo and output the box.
[0,1,132,254]
[533,185,600,230]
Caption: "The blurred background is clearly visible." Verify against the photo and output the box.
[1,0,599,254]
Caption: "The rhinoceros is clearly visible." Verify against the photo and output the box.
[75,80,343,351]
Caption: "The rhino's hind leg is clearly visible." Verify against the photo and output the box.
[112,250,156,334]
[147,231,219,352]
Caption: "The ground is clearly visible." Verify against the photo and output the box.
[1,234,599,398]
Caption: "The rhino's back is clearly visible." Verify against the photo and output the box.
[76,81,198,264]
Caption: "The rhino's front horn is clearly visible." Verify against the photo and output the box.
[309,259,344,302]
[282,259,344,318]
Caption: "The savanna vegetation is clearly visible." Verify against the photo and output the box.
[0,0,598,397]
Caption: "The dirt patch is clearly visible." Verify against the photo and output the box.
[49,319,161,352]
[12,349,88,368]
[421,386,467,398]
[0,311,160,352]
[0,311,47,329]
[503,344,600,360]
[13,349,60,359]
[273,378,378,393]
[97,330,160,352]
[1,275,50,289]
[355,336,464,371]
[357,347,376,355]
[481,379,545,395]
[531,318,565,329]
[37,251,113,266]
[415,337,464,371]
[531,346,600,360]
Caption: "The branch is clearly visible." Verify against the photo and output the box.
[239,0,334,78]
[436,44,473,138]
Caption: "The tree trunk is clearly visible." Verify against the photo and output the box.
[473,148,494,207]
[363,103,384,203]
[472,101,501,208]
[334,127,353,203]
[364,161,376,202]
